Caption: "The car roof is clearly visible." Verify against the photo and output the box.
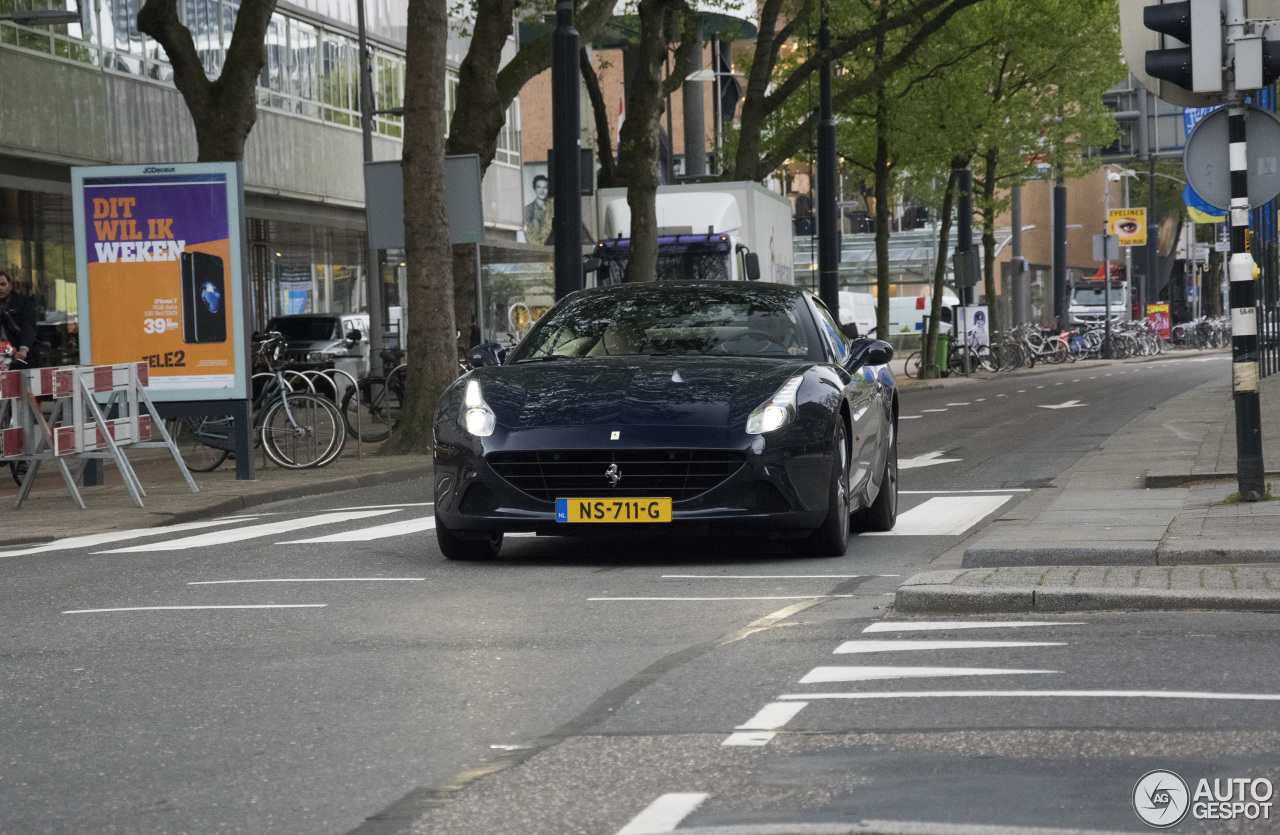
[575,281,808,301]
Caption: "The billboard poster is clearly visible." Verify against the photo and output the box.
[1147,303,1171,340]
[953,305,990,350]
[71,163,249,401]
[1108,208,1147,246]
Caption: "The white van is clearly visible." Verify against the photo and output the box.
[838,291,877,338]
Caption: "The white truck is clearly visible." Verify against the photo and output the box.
[1069,279,1131,327]
[593,182,794,285]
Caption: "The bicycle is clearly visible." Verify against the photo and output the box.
[167,332,347,470]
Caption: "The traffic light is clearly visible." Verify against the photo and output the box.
[1144,0,1223,94]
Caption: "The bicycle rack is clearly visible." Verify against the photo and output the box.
[311,368,361,458]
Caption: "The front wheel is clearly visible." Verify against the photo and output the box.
[261,392,346,469]
[165,417,229,472]
[797,420,851,557]
[436,520,504,560]
[904,351,924,379]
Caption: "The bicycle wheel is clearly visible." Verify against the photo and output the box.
[341,375,400,442]
[904,351,923,379]
[1043,337,1068,364]
[261,392,346,469]
[165,417,229,472]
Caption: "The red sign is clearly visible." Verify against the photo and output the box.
[1146,303,1171,340]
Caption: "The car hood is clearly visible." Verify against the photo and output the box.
[472,357,810,430]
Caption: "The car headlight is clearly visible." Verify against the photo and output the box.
[459,380,496,437]
[746,375,803,434]
[306,350,330,363]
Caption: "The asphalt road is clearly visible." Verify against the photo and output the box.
[2,352,1275,835]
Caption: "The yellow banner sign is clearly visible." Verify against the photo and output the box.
[1108,208,1147,246]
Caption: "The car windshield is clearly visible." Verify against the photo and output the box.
[511,287,820,361]
[267,317,339,341]
[1071,286,1125,306]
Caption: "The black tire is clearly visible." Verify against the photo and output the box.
[797,420,851,557]
[854,416,898,532]
[8,460,28,486]
[165,417,230,472]
[341,376,400,443]
[436,520,504,560]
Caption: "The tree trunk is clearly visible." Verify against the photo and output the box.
[618,0,693,283]
[137,0,277,161]
[979,146,1001,336]
[581,49,620,189]
[383,0,456,454]
[923,161,962,379]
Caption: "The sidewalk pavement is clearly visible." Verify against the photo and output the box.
[895,349,1280,615]
[2,442,431,546]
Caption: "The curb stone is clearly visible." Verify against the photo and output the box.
[895,583,1280,614]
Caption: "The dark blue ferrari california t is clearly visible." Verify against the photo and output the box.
[431,281,898,559]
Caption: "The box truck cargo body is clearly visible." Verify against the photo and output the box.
[594,182,794,284]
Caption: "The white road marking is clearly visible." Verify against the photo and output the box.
[1017,389,1027,393]
[97,511,399,552]
[946,402,971,406]
[1039,400,1086,410]
[1072,379,1081,382]
[188,578,424,585]
[975,398,986,402]
[0,517,261,559]
[799,666,1057,683]
[900,489,1031,494]
[834,640,1066,654]
[722,732,778,746]
[779,690,1280,703]
[900,415,922,420]
[899,451,961,469]
[661,574,897,579]
[997,394,1006,397]
[589,595,857,601]
[863,621,1085,633]
[63,604,327,614]
[736,701,808,730]
[921,408,948,413]
[1054,382,1063,385]
[330,503,434,510]
[1036,385,1045,389]
[281,515,436,543]
[862,495,1011,536]
[615,793,708,835]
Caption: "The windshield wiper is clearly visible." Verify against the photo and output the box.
[514,354,574,363]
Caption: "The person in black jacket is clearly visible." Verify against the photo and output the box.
[0,271,38,367]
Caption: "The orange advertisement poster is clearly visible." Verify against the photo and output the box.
[76,168,244,400]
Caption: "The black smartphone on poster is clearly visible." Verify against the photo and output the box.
[180,251,227,344]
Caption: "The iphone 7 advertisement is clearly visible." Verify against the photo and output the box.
[72,163,249,401]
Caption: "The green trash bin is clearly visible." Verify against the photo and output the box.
[932,331,949,372]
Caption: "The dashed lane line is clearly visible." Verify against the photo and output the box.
[833,640,1066,654]
[798,666,1058,684]
[63,604,327,614]
[188,578,424,585]
[863,620,1085,633]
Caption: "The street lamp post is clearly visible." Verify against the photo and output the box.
[356,0,386,366]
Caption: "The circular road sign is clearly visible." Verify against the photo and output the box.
[1184,104,1280,211]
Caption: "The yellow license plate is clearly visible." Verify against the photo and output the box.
[556,497,672,523]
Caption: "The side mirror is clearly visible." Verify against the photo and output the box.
[847,337,893,370]
[346,328,363,342]
[743,252,762,281]
[583,256,602,273]
[468,342,506,368]
[839,322,860,341]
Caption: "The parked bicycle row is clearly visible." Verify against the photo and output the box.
[902,317,1227,379]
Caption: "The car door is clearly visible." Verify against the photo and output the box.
[809,297,880,491]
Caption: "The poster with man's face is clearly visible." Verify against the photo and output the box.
[522,165,553,246]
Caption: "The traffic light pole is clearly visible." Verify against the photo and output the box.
[1225,1,1267,500]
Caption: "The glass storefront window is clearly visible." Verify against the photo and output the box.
[0,187,80,366]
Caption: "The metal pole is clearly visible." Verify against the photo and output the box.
[1053,170,1068,327]
[682,21,705,179]
[1225,0,1266,500]
[1011,185,1028,325]
[552,0,582,301]
[817,11,840,316]
[1104,177,1113,359]
[357,0,386,363]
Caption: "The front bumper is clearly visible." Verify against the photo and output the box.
[432,423,833,537]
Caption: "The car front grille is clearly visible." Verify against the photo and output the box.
[486,449,746,503]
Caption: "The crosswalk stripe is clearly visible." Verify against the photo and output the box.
[281,516,436,543]
[863,621,1085,633]
[862,495,1011,536]
[834,640,1066,654]
[96,511,399,552]
[0,517,261,559]
[799,666,1058,683]
[615,793,708,835]
[778,690,1280,703]
[735,701,808,730]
